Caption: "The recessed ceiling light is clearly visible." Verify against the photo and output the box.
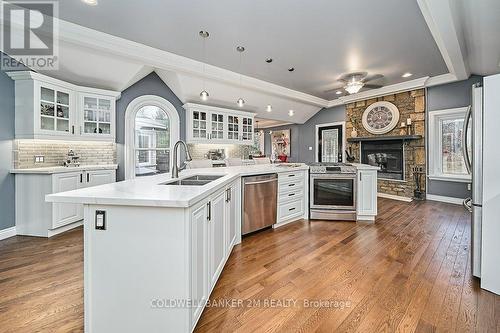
[288,110,294,116]
[402,72,413,78]
[82,0,98,5]
[266,105,272,112]
[265,58,273,63]
[288,67,295,72]
[336,90,342,95]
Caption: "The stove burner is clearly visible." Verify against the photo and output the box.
[307,162,357,174]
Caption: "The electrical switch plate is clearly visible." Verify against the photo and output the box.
[95,210,106,230]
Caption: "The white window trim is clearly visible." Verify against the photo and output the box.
[125,95,180,179]
[428,107,471,183]
[315,121,346,163]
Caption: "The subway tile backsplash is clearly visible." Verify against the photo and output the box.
[187,144,253,160]
[13,140,116,169]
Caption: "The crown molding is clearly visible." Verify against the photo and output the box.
[326,76,430,107]
[6,70,122,98]
[425,73,458,87]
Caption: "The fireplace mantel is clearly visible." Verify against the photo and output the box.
[347,135,422,143]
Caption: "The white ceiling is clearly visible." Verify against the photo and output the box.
[56,0,448,99]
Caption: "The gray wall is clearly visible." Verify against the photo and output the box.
[264,105,346,162]
[0,65,17,230]
[115,72,185,181]
[426,75,483,198]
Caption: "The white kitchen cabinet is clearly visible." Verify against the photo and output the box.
[187,185,239,330]
[225,181,238,251]
[276,170,308,226]
[184,103,255,145]
[189,200,209,326]
[79,93,116,139]
[208,190,226,290]
[15,167,116,237]
[356,169,378,222]
[86,169,116,187]
[52,172,84,229]
[7,71,120,141]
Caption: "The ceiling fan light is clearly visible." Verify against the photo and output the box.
[345,81,364,94]
[237,98,245,107]
[199,90,209,101]
[266,104,272,112]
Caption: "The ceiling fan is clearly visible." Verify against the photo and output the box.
[325,71,384,95]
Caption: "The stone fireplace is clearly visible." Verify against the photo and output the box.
[361,140,404,180]
[346,89,426,199]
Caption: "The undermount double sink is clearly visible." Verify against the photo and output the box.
[162,174,225,186]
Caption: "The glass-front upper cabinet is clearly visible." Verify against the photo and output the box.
[80,94,115,138]
[39,84,73,135]
[184,103,255,145]
[191,110,208,140]
[210,112,225,140]
[8,71,120,141]
[227,115,239,141]
[240,116,254,143]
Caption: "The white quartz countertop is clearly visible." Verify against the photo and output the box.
[46,163,378,208]
[11,164,118,174]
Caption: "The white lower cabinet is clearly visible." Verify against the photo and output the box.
[356,169,378,221]
[208,190,226,289]
[52,172,84,229]
[189,181,239,331]
[189,201,209,326]
[276,170,308,226]
[15,168,116,237]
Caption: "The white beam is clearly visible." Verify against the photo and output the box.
[417,0,469,80]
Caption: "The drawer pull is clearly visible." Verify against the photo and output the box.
[288,183,295,187]
[288,193,295,197]
[288,174,295,177]
[289,207,296,211]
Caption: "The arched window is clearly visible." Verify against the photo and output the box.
[125,95,179,179]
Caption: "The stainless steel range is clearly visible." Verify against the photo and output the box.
[308,162,357,221]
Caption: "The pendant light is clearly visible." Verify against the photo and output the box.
[265,58,273,112]
[199,30,210,101]
[236,46,245,107]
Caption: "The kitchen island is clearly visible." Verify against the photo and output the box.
[46,163,377,332]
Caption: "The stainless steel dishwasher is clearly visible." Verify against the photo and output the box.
[242,173,278,235]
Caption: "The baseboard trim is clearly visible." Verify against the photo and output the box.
[377,192,413,202]
[0,226,16,241]
[426,194,463,205]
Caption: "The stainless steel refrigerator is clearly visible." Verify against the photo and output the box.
[462,83,482,278]
[464,74,500,295]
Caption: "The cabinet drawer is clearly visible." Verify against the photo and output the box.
[278,179,304,193]
[278,199,304,221]
[278,187,304,203]
[278,171,304,183]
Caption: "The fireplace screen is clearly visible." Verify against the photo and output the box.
[361,141,404,180]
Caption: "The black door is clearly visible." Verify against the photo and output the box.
[317,124,343,163]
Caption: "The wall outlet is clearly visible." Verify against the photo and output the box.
[308,146,313,151]
[34,155,44,163]
[467,183,471,191]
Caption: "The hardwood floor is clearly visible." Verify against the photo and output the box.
[0,198,498,332]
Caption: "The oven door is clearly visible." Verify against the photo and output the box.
[310,174,356,210]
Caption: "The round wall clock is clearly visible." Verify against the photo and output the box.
[362,101,400,135]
